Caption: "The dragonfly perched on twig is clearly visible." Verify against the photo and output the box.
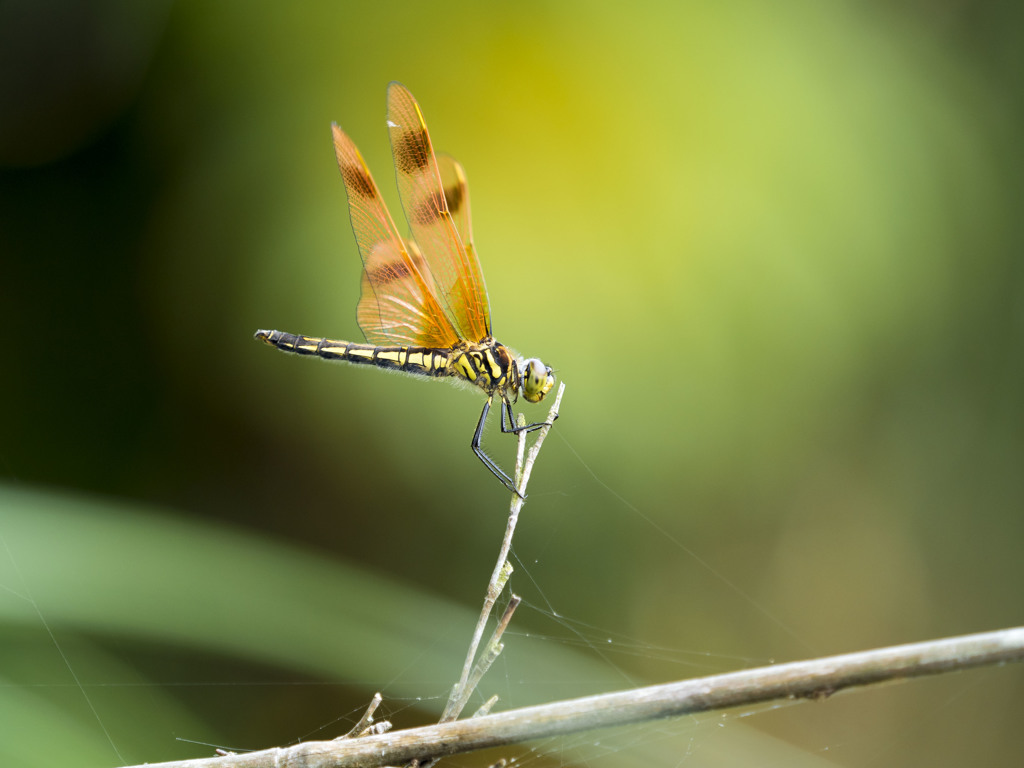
[256,83,556,496]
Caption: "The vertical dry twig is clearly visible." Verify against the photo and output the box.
[440,382,566,723]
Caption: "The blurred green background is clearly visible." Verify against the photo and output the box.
[2,0,1022,766]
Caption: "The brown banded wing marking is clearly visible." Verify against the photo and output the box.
[404,158,466,227]
[386,83,491,344]
[331,122,460,349]
[364,257,413,285]
[436,155,470,244]
[436,153,488,336]
[339,161,375,200]
[390,124,430,174]
[406,190,446,226]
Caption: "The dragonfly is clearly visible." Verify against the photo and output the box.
[255,83,556,496]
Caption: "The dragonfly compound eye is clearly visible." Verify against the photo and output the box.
[521,359,555,403]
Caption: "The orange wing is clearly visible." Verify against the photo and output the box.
[386,82,492,343]
[331,123,460,348]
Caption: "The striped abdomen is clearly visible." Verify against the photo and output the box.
[254,330,453,378]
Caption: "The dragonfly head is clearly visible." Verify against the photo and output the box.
[520,358,555,403]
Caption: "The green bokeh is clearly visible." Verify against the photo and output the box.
[2,1,1022,766]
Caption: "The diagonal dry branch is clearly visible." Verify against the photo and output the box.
[121,625,1024,768]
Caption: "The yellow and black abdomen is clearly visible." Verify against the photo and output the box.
[254,330,453,378]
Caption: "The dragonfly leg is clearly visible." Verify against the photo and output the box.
[473,395,524,498]
[500,397,557,435]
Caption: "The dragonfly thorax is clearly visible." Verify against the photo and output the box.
[450,338,518,397]
[449,339,554,405]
